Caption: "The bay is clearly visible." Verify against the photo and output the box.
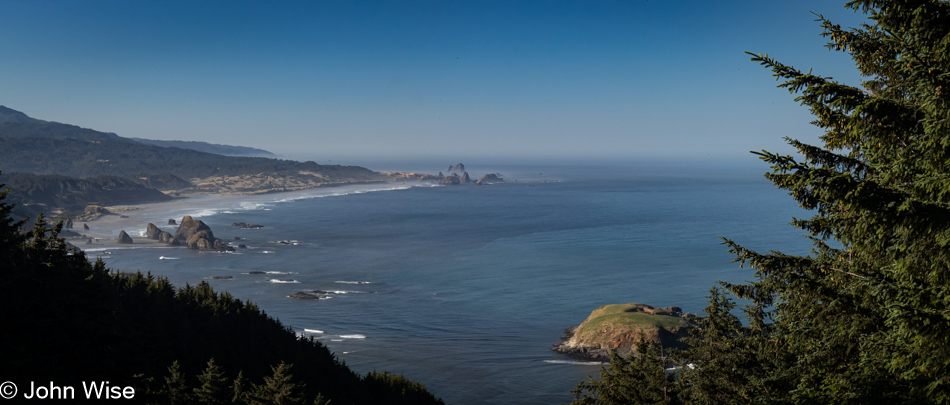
[89,159,810,404]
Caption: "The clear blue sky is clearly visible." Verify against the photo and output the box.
[0,1,869,162]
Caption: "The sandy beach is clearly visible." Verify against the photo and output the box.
[70,182,428,251]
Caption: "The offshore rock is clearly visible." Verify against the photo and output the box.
[174,215,211,245]
[289,291,321,300]
[552,303,696,361]
[168,218,177,225]
[117,230,133,244]
[476,173,504,185]
[460,172,472,184]
[158,230,176,244]
[146,223,162,240]
[440,173,461,185]
[232,222,264,229]
[446,163,465,173]
[174,215,232,251]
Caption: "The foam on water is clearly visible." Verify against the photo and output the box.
[336,281,372,285]
[239,202,274,211]
[159,256,179,260]
[191,208,221,218]
[303,329,324,334]
[542,359,604,366]
[339,334,366,339]
[266,279,300,284]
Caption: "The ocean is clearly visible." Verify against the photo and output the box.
[84,158,810,405]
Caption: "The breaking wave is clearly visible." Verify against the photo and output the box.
[267,279,300,284]
[542,359,604,366]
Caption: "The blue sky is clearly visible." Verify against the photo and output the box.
[0,1,869,162]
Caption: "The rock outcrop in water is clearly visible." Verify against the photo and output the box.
[476,173,504,185]
[552,303,697,361]
[446,163,465,173]
[159,230,177,245]
[173,215,232,251]
[117,230,133,244]
[440,174,461,185]
[146,223,162,240]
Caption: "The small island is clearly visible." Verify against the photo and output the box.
[553,303,697,361]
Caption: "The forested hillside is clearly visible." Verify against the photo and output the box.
[0,172,174,206]
[0,184,443,404]
[0,172,176,220]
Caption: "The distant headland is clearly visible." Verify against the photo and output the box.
[0,106,504,223]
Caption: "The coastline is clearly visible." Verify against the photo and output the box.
[70,181,434,251]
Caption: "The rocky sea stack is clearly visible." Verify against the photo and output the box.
[476,173,504,185]
[553,303,696,361]
[116,230,133,244]
[172,216,232,251]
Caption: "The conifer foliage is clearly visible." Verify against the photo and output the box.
[572,1,950,403]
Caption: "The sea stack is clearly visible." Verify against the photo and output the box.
[173,215,232,251]
[146,223,163,240]
[117,230,133,244]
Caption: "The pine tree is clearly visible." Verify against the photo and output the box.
[250,362,306,405]
[312,393,331,405]
[194,358,231,404]
[0,174,27,266]
[570,339,678,405]
[233,370,250,405]
[164,360,192,405]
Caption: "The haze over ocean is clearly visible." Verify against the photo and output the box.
[89,159,810,404]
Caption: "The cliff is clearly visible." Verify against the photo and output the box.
[553,303,696,361]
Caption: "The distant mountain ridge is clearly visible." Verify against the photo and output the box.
[0,105,274,156]
[0,106,385,216]
[0,105,44,124]
[129,137,275,157]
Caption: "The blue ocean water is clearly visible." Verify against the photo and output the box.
[88,159,810,405]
